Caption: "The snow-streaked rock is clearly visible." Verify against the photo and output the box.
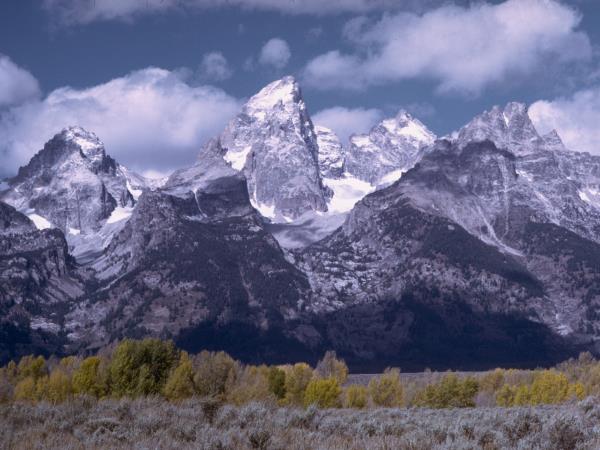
[315,125,345,179]
[345,110,436,185]
[200,76,331,222]
[1,127,155,261]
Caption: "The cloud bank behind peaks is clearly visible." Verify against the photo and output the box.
[313,107,383,143]
[303,0,591,95]
[0,68,241,177]
[0,55,40,108]
[529,87,600,156]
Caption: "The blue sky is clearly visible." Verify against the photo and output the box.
[1,0,599,178]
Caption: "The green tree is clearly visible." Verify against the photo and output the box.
[304,378,342,408]
[109,339,179,397]
[267,366,286,400]
[315,351,348,385]
[413,373,478,408]
[495,384,516,407]
[368,368,403,407]
[163,353,195,401]
[14,377,37,401]
[17,355,46,381]
[39,368,72,404]
[72,356,105,398]
[227,365,273,405]
[193,351,239,398]
[284,363,313,405]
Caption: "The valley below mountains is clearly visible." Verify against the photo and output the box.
[2,77,600,371]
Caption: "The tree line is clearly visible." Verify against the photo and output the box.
[0,338,593,408]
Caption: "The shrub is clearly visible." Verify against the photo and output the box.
[304,378,342,408]
[344,384,368,408]
[368,368,403,407]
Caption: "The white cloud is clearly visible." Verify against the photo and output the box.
[198,52,233,81]
[313,106,383,143]
[0,55,40,108]
[529,87,600,155]
[259,38,291,69]
[304,0,591,95]
[43,0,435,24]
[0,68,241,176]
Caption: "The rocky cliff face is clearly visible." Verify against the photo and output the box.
[2,84,600,369]
[345,111,436,185]
[202,76,331,222]
[0,202,82,362]
[66,156,312,360]
[0,127,154,261]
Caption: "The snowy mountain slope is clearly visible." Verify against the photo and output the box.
[68,154,312,354]
[201,76,331,222]
[1,127,156,261]
[345,110,436,185]
[4,81,600,368]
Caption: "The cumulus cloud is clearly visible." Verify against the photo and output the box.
[313,106,383,143]
[529,87,600,155]
[259,38,291,69]
[0,55,40,108]
[303,0,591,95]
[0,68,241,177]
[42,0,452,24]
[198,52,233,81]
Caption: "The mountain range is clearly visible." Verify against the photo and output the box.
[1,76,599,370]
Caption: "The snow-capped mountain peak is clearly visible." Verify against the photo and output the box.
[456,102,542,154]
[61,126,105,162]
[245,75,302,114]
[345,110,436,185]
[202,76,330,222]
[0,127,155,262]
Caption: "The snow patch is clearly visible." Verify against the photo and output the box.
[126,180,143,200]
[28,213,53,230]
[578,187,600,209]
[224,145,251,171]
[324,174,375,214]
[30,318,60,334]
[106,206,133,224]
[68,227,81,236]
[378,169,404,186]
[250,196,276,219]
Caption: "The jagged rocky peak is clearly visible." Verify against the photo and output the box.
[345,109,436,185]
[315,125,345,179]
[0,126,143,239]
[542,129,567,151]
[202,76,330,222]
[14,126,115,182]
[456,102,544,155]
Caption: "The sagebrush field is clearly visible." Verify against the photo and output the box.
[2,339,600,449]
[1,397,599,449]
